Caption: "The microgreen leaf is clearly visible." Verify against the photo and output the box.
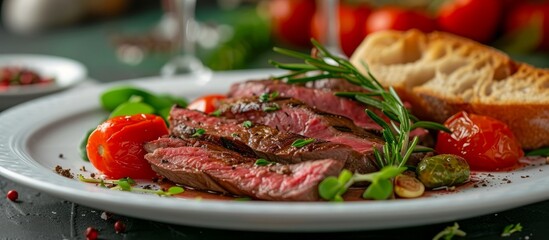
[318,176,341,201]
[191,128,206,137]
[318,170,353,201]
[501,223,522,237]
[254,159,274,166]
[433,222,466,240]
[363,178,393,200]
[242,120,253,128]
[291,138,315,148]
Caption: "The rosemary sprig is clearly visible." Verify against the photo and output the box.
[271,39,449,200]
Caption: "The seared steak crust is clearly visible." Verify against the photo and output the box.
[145,136,344,201]
[217,96,384,153]
[169,107,378,174]
[228,79,384,131]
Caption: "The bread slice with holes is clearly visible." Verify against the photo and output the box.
[350,29,549,149]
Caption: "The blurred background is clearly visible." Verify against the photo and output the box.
[0,0,548,82]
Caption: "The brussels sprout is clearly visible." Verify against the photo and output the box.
[416,154,470,189]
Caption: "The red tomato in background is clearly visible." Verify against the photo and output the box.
[365,7,435,35]
[311,4,371,57]
[437,0,502,43]
[187,94,227,114]
[435,111,524,171]
[504,2,549,50]
[268,0,316,47]
[87,114,169,179]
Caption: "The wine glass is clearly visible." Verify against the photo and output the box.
[316,0,346,59]
[160,0,212,82]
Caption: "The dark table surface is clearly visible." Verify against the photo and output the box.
[1,3,549,240]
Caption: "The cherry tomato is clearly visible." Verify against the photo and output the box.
[87,114,168,179]
[437,0,502,43]
[187,94,226,114]
[435,111,524,171]
[504,2,549,50]
[268,0,316,47]
[311,3,371,57]
[365,7,436,35]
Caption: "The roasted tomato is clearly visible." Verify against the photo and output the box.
[268,0,316,47]
[436,0,502,43]
[365,7,436,35]
[435,111,524,171]
[87,114,169,179]
[187,94,226,114]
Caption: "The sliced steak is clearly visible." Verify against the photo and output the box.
[217,96,384,153]
[170,107,378,174]
[228,79,383,131]
[145,136,343,201]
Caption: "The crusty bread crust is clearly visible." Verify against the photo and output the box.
[350,30,549,149]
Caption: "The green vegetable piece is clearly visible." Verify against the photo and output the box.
[158,107,172,122]
[416,154,470,189]
[109,102,155,118]
[158,94,187,107]
[100,86,185,112]
[167,186,185,195]
[362,178,393,200]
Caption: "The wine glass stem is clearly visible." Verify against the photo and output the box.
[318,0,344,56]
[175,0,196,56]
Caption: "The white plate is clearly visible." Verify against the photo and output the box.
[0,69,547,232]
[0,54,87,110]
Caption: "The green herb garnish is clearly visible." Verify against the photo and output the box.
[191,128,206,137]
[263,103,281,112]
[259,91,279,103]
[291,138,315,148]
[271,39,449,200]
[254,158,274,166]
[501,223,522,237]
[242,120,253,128]
[433,222,466,240]
[210,109,222,117]
[78,175,184,196]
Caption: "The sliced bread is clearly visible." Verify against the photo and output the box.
[350,29,549,149]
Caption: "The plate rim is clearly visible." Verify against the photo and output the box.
[0,68,548,232]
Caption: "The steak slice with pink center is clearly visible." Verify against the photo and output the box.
[145,136,343,201]
[169,107,378,174]
[218,96,384,153]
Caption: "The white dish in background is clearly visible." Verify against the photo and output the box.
[0,69,547,232]
[0,54,87,110]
